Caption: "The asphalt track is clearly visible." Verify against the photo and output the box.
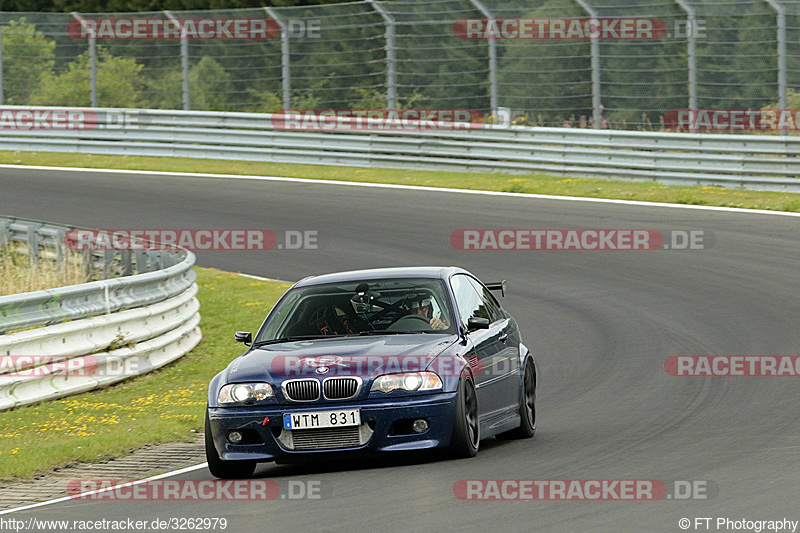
[2,167,800,532]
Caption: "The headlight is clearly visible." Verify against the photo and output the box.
[218,383,274,404]
[370,372,442,393]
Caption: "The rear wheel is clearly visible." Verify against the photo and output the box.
[205,410,257,479]
[497,360,536,440]
[449,377,479,458]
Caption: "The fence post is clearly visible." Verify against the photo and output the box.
[764,0,787,135]
[574,0,601,128]
[265,7,291,110]
[674,0,697,112]
[468,0,498,118]
[367,0,397,110]
[71,13,97,107]
[0,26,4,105]
[164,11,190,111]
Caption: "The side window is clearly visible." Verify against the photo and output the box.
[467,277,504,323]
[451,274,491,326]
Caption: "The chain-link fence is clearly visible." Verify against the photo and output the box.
[1,0,799,130]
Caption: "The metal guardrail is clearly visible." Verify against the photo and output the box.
[0,216,201,410]
[2,106,800,191]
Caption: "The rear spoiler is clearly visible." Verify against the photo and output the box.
[485,280,506,297]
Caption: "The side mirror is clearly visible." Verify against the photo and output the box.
[235,331,253,345]
[467,317,490,331]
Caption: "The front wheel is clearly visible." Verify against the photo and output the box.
[449,377,479,458]
[205,410,257,479]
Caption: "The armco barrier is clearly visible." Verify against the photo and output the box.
[0,216,201,410]
[2,106,800,191]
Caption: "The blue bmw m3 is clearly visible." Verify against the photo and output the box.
[205,266,537,478]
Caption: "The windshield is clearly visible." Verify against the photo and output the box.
[255,277,456,342]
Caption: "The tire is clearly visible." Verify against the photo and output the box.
[497,359,536,440]
[205,409,257,479]
[449,377,479,458]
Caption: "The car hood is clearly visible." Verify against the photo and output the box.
[225,334,460,382]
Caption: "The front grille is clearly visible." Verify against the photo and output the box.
[283,379,320,401]
[290,426,362,450]
[323,377,360,400]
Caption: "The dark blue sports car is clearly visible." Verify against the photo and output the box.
[205,266,537,478]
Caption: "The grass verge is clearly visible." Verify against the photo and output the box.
[0,250,89,297]
[2,151,800,212]
[0,267,289,481]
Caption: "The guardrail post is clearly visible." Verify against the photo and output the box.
[53,228,67,265]
[165,11,190,110]
[574,0,601,128]
[25,223,41,266]
[765,0,787,135]
[0,220,8,252]
[265,8,291,110]
[121,250,133,276]
[71,13,97,107]
[674,0,697,112]
[468,0,498,118]
[367,0,397,110]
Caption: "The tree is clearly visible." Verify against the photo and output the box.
[496,1,590,126]
[188,56,232,111]
[0,19,56,105]
[30,46,145,107]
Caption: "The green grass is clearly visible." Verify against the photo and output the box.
[3,151,800,212]
[0,267,290,481]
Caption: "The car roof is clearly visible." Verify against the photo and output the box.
[293,266,469,288]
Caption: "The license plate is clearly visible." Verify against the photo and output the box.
[283,409,361,430]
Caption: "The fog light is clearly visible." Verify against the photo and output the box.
[228,430,244,444]
[411,419,429,433]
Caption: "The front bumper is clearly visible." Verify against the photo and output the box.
[207,392,458,461]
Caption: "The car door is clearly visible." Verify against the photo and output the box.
[465,276,520,412]
[450,274,518,422]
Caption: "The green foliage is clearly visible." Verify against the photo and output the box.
[0,0,352,11]
[349,88,387,110]
[0,19,56,105]
[245,88,321,113]
[188,56,232,111]
[30,46,145,107]
[496,1,590,126]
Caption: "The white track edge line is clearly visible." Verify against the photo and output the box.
[2,163,800,218]
[0,462,209,516]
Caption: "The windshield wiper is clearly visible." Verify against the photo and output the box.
[252,335,336,346]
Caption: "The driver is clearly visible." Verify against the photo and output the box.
[409,298,448,331]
